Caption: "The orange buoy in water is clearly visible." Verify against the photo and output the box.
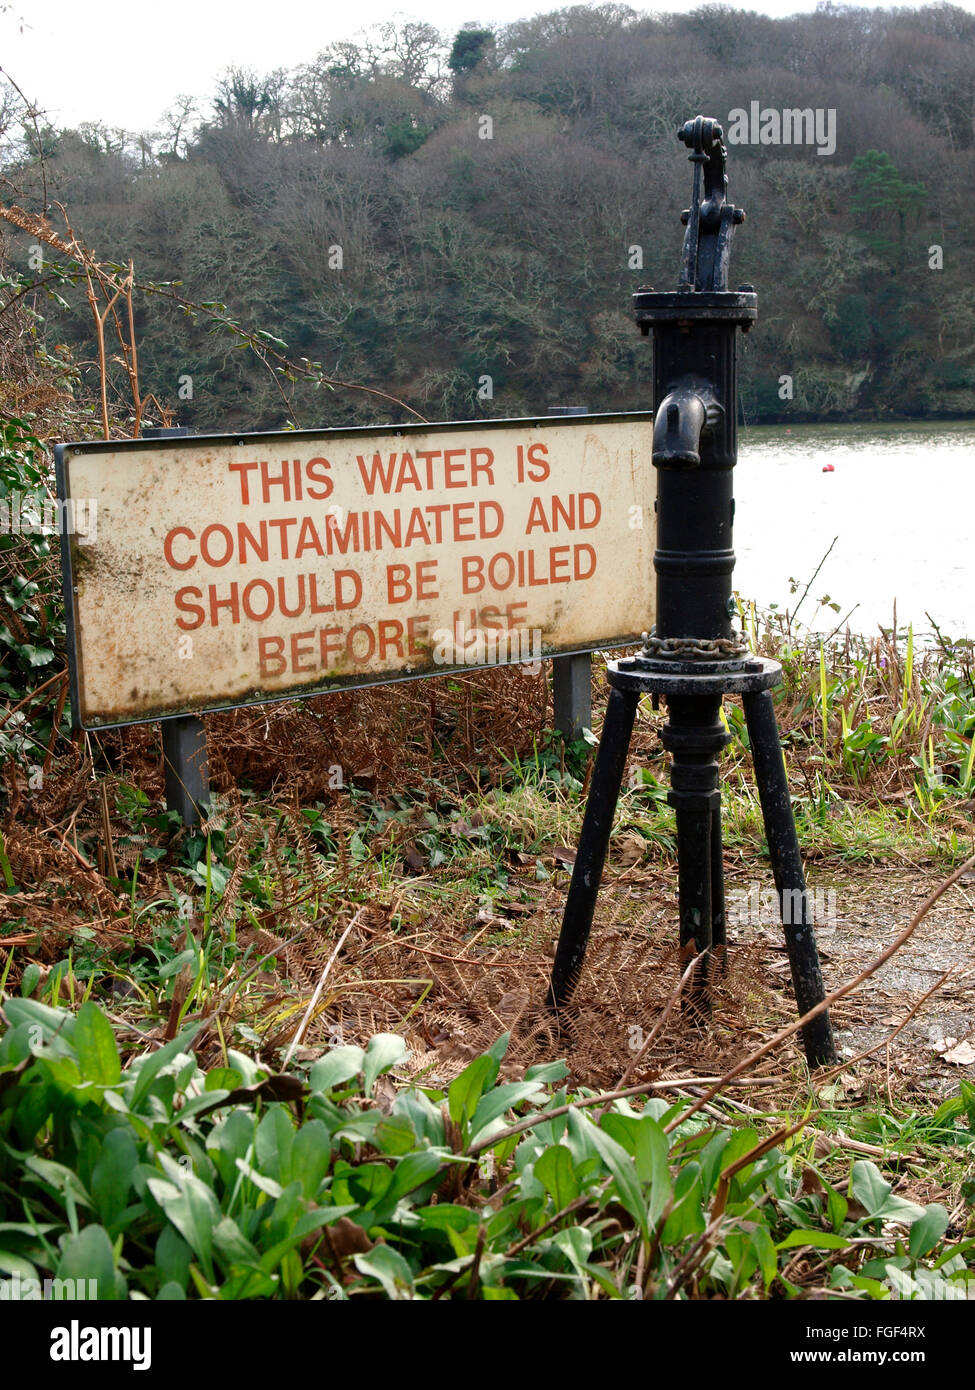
[822,463,835,472]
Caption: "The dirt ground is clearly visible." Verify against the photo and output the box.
[283,855,975,1105]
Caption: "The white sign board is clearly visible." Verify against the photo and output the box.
[56,413,656,727]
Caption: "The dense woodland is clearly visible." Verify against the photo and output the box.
[2,2,975,431]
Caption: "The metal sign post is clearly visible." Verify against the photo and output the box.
[547,117,835,1068]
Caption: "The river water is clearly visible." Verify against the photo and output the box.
[732,419,975,640]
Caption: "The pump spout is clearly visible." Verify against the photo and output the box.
[652,386,712,467]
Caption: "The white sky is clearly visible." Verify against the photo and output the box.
[3,0,968,134]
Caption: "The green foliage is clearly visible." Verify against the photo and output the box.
[448,28,495,75]
[1,1000,971,1300]
[850,150,926,261]
[0,415,68,765]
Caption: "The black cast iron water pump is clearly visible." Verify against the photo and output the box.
[546,117,836,1068]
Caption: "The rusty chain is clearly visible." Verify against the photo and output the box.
[639,631,750,659]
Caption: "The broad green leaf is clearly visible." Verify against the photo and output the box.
[204,1066,244,1093]
[391,1090,445,1147]
[415,1205,478,1233]
[155,1224,192,1291]
[827,1185,848,1231]
[90,1128,137,1229]
[534,1144,579,1209]
[777,1229,851,1251]
[213,1216,260,1265]
[128,1023,203,1112]
[485,1032,511,1067]
[0,1251,40,1279]
[851,1160,926,1225]
[146,1175,219,1280]
[233,1158,283,1199]
[470,1081,543,1142]
[362,1034,408,1097]
[448,1054,496,1127]
[286,1119,332,1199]
[255,1105,294,1181]
[590,1122,648,1238]
[2,996,77,1042]
[207,1108,255,1189]
[374,1114,420,1156]
[553,1224,593,1287]
[354,1244,415,1299]
[56,1224,119,1300]
[25,1156,93,1209]
[909,1203,949,1259]
[19,963,40,998]
[932,1236,975,1270]
[661,1164,707,1245]
[525,1059,570,1084]
[157,948,197,981]
[750,1223,778,1290]
[604,1113,672,1225]
[850,1159,891,1217]
[387,1149,444,1203]
[309,1046,364,1092]
[338,1161,393,1211]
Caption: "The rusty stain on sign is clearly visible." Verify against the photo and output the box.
[55,413,656,728]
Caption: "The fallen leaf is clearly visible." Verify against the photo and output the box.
[402,843,425,872]
[552,847,577,868]
[476,907,511,929]
[800,1167,826,1197]
[816,1082,845,1104]
[322,1216,374,1261]
[503,848,533,867]
[943,1040,975,1066]
[616,833,646,867]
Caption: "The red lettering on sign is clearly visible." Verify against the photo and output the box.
[291,630,316,672]
[470,447,494,485]
[259,634,286,677]
[407,615,429,656]
[462,546,597,593]
[200,524,233,567]
[242,579,276,622]
[319,627,344,666]
[305,458,332,499]
[174,587,205,629]
[386,561,438,604]
[164,526,196,570]
[347,623,376,665]
[228,461,258,503]
[378,620,404,660]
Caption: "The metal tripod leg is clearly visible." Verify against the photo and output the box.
[675,798,714,1018]
[742,689,836,1066]
[711,804,727,962]
[547,685,640,1011]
